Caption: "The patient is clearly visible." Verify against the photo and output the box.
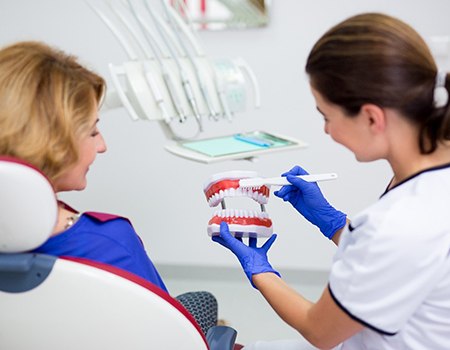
[0,41,167,292]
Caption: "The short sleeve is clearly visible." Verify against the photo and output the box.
[329,196,449,334]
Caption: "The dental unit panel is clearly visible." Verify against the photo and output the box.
[90,0,307,162]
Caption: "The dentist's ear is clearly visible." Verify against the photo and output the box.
[360,103,387,134]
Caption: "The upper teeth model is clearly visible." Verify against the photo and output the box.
[203,171,273,238]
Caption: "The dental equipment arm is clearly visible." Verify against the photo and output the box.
[90,0,297,163]
[86,1,139,60]
[161,0,234,121]
[121,0,188,124]
[158,0,218,121]
[274,166,347,241]
[138,0,203,129]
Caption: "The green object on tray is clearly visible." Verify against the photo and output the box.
[181,131,294,157]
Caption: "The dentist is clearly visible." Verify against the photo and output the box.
[213,13,450,349]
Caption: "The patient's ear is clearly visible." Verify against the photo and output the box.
[360,104,386,134]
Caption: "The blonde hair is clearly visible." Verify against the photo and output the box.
[0,41,106,183]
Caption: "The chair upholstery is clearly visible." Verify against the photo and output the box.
[0,157,236,350]
[176,290,218,335]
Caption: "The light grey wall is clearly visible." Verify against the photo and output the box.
[1,0,449,273]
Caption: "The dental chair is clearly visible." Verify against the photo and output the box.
[0,157,237,350]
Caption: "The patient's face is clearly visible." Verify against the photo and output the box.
[54,111,107,192]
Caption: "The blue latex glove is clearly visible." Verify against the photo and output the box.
[212,222,280,288]
[274,165,347,239]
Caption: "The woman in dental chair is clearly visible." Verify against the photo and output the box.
[0,41,167,292]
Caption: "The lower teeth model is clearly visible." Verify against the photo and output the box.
[203,171,273,238]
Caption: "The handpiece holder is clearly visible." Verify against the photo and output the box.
[107,56,259,138]
[93,0,307,163]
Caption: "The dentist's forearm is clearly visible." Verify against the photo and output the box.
[252,272,361,349]
[251,273,319,346]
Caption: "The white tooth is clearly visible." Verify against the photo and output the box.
[239,209,244,217]
[229,188,235,196]
[243,210,249,218]
[224,189,230,197]
[220,210,225,217]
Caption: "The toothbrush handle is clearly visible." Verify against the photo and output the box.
[266,173,338,186]
[298,173,338,182]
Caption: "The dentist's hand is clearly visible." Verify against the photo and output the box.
[212,222,280,288]
[274,165,347,239]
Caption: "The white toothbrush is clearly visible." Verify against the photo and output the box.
[238,173,338,189]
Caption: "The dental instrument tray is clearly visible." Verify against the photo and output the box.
[164,131,307,163]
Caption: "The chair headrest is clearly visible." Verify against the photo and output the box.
[0,157,57,253]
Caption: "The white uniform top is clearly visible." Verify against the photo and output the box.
[330,164,450,350]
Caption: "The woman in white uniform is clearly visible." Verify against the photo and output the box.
[212,13,450,349]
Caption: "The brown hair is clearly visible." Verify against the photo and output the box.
[306,13,450,154]
[0,41,106,183]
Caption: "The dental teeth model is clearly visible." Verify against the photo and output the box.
[203,171,273,238]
